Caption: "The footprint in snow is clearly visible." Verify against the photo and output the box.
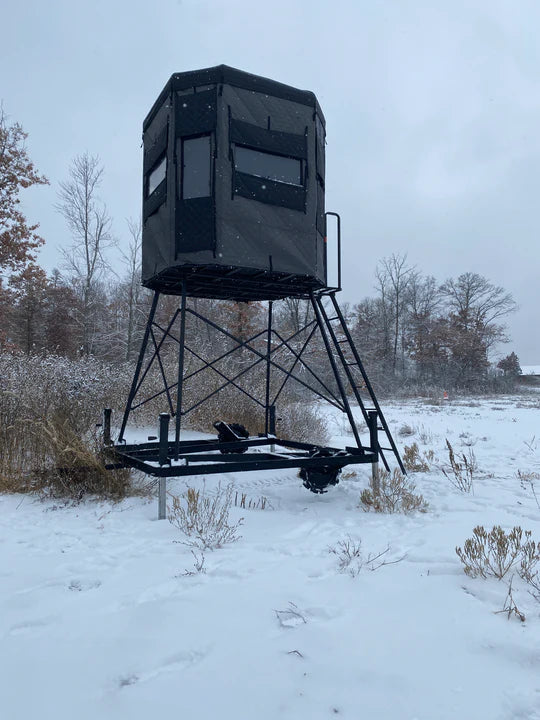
[119,674,139,687]
[118,649,208,689]
[8,616,55,636]
[68,578,102,592]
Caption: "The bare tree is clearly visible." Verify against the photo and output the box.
[440,272,517,344]
[56,153,113,354]
[122,217,142,360]
[440,272,518,385]
[376,254,415,374]
[277,297,314,335]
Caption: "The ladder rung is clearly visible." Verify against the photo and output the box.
[327,316,340,321]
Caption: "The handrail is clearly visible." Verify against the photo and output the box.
[325,211,342,292]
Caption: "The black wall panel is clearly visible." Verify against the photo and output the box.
[141,65,327,299]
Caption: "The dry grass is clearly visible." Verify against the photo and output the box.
[456,525,540,580]
[0,409,133,500]
[0,346,328,499]
[0,352,135,499]
[495,577,526,622]
[234,491,271,510]
[34,416,132,501]
[403,443,434,472]
[168,482,243,550]
[329,536,405,577]
[360,468,428,514]
[442,439,477,493]
[516,470,540,510]
[329,536,364,577]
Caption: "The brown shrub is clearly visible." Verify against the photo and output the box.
[0,352,134,498]
[403,443,434,472]
[456,525,540,580]
[168,482,243,549]
[360,468,428,514]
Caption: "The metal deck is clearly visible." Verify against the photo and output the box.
[109,436,378,478]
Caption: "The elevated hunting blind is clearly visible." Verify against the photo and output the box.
[106,66,404,515]
[142,65,327,300]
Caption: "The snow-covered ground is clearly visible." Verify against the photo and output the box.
[1,395,540,720]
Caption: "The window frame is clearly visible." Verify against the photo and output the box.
[146,153,167,198]
[179,133,213,201]
[233,144,304,188]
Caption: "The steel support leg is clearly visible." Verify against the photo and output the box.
[118,291,160,442]
[103,408,112,446]
[368,410,380,495]
[174,285,187,460]
[158,413,170,520]
[265,301,273,435]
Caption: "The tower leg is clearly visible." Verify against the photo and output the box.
[118,291,160,443]
[265,301,273,435]
[368,410,380,495]
[158,413,170,520]
[174,285,187,460]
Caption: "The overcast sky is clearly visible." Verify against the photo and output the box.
[2,0,540,362]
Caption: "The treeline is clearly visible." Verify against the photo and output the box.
[0,109,521,394]
[347,255,520,391]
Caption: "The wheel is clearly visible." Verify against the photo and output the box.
[299,448,346,493]
[300,465,342,493]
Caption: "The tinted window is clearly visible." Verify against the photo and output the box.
[182,135,211,199]
[147,155,166,196]
[235,146,301,186]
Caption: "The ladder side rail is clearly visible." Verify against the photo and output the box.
[310,293,364,451]
[330,294,406,475]
[319,296,371,427]
[318,295,391,472]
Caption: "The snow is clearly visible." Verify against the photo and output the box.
[1,396,540,719]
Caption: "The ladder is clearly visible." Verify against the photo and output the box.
[311,291,406,474]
